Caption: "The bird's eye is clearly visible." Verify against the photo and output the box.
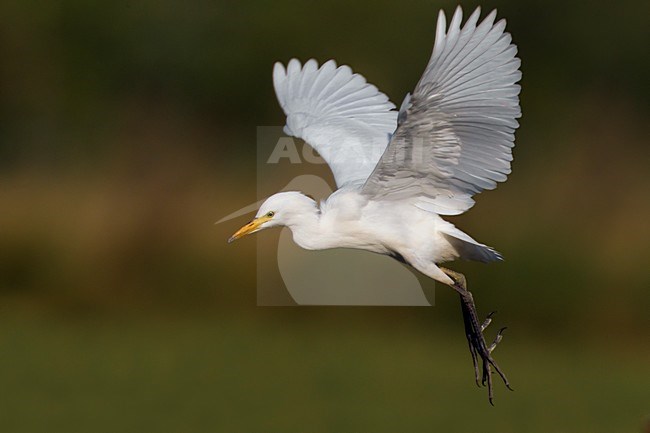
[266,211,275,218]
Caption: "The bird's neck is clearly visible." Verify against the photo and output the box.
[285,206,324,250]
[285,191,369,251]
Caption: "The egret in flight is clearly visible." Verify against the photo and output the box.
[229,6,521,404]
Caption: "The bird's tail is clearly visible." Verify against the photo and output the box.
[439,225,503,263]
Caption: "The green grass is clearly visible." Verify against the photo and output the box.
[0,313,648,433]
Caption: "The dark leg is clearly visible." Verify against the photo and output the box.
[441,268,512,405]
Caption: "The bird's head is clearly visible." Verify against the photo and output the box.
[227,191,317,243]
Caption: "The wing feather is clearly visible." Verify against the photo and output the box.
[362,6,521,214]
[273,59,397,187]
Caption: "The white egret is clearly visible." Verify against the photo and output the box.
[229,5,521,404]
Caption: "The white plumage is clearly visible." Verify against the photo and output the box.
[273,59,398,187]
[229,5,521,404]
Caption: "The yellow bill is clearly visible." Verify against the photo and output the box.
[227,215,272,243]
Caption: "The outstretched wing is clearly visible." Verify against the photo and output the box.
[273,59,398,188]
[362,6,522,215]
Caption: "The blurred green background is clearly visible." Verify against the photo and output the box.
[1,0,649,431]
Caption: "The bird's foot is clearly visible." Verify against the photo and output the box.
[441,268,512,405]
